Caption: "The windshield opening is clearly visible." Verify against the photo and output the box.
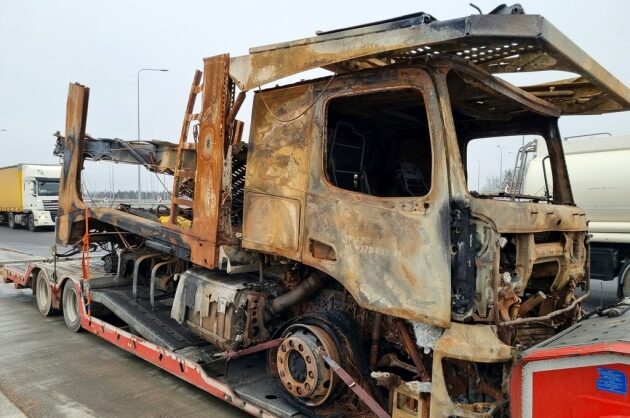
[38,180,60,197]
[466,135,551,201]
[446,70,568,204]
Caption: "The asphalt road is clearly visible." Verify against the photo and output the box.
[0,226,247,418]
[0,227,58,258]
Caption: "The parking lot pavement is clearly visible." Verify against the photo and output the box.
[0,229,247,418]
[0,227,57,257]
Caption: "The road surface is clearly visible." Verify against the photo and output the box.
[0,226,246,418]
[0,228,57,258]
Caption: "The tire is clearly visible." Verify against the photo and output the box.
[620,260,630,299]
[62,280,82,332]
[7,213,16,229]
[34,270,54,316]
[27,213,38,232]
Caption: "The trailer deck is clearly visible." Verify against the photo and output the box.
[1,258,305,418]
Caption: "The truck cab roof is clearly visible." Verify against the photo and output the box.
[229,8,630,116]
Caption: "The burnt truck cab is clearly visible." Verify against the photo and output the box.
[243,59,589,414]
[245,58,588,328]
[54,7,630,418]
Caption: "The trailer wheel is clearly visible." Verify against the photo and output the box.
[620,260,630,298]
[34,270,54,316]
[27,213,38,232]
[62,280,82,332]
[7,213,17,229]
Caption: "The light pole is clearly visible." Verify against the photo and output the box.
[476,158,481,191]
[497,144,506,191]
[137,68,169,205]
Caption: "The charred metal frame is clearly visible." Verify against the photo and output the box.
[49,9,630,418]
[57,56,239,270]
[53,133,196,176]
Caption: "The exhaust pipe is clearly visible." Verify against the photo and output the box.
[265,272,327,322]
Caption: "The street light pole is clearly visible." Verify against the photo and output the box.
[137,68,169,205]
[497,144,505,191]
[476,158,481,191]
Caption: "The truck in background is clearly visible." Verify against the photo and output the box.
[521,134,630,307]
[0,164,61,231]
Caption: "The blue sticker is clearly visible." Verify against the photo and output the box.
[596,368,627,395]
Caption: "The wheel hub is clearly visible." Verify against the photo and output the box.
[276,324,340,406]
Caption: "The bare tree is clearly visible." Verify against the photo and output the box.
[481,169,514,193]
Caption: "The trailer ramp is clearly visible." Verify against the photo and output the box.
[90,286,203,351]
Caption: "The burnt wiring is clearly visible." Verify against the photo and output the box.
[55,247,84,258]
[114,227,146,252]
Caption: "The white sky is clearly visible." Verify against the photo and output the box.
[1,1,629,192]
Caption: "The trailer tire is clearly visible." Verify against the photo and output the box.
[62,280,82,332]
[34,270,54,317]
[27,213,38,232]
[7,213,17,229]
[619,260,630,299]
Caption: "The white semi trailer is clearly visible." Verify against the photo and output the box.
[0,164,62,231]
[522,134,630,305]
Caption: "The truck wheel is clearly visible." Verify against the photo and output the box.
[34,270,54,317]
[7,213,17,229]
[62,280,82,332]
[268,311,369,410]
[620,260,630,299]
[27,213,38,232]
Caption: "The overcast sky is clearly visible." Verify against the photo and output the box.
[1,1,629,192]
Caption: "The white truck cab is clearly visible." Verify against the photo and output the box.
[0,164,61,231]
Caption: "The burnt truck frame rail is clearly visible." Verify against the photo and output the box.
[11,5,630,418]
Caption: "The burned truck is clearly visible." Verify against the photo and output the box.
[49,5,630,418]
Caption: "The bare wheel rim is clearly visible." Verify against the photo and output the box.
[64,285,79,323]
[277,323,340,406]
[36,274,50,310]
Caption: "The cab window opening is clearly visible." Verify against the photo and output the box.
[325,88,433,198]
